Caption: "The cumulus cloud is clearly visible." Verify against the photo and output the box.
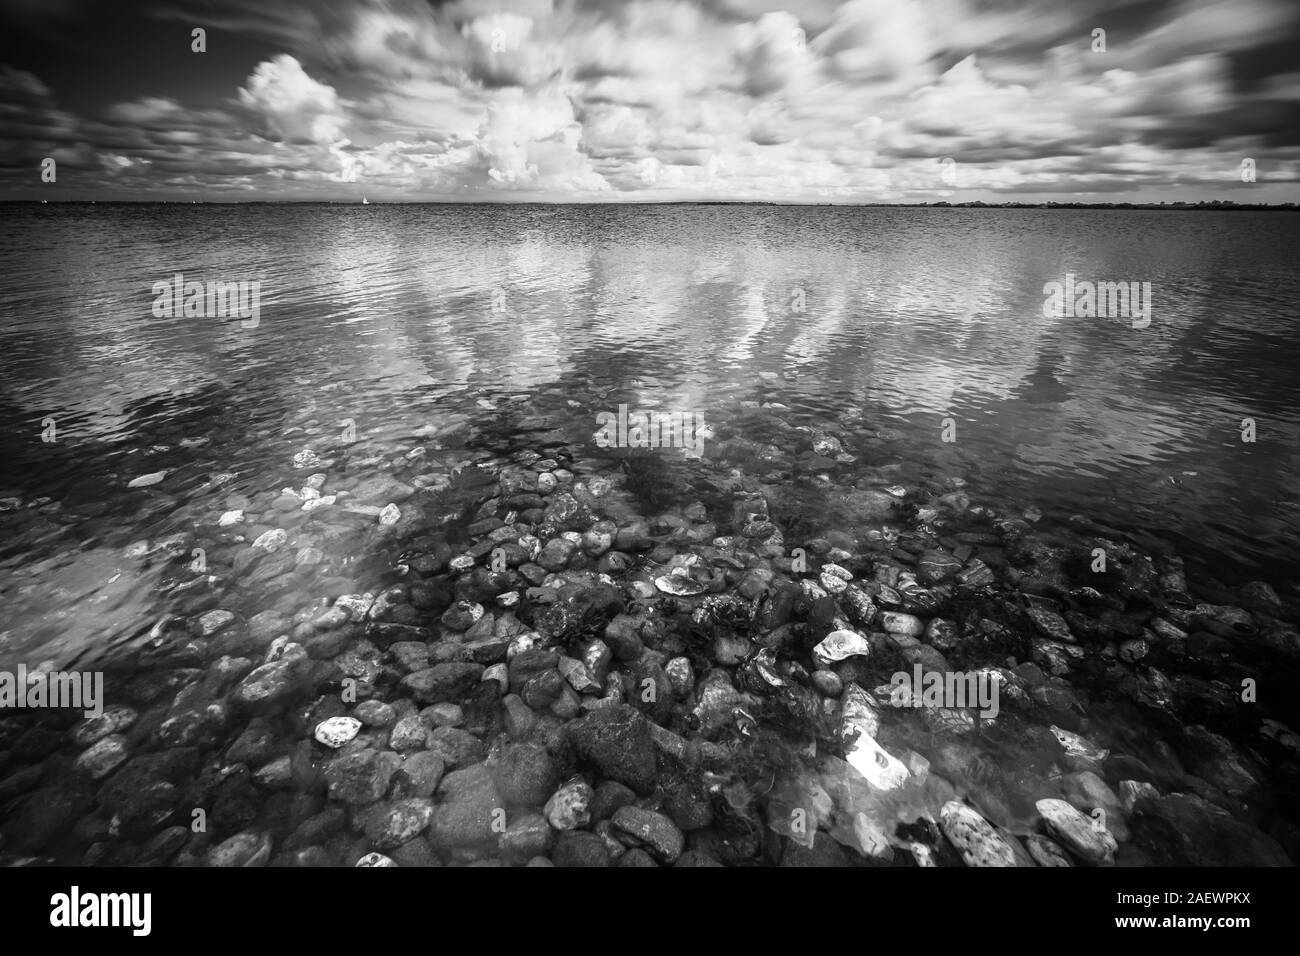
[0,0,1297,200]
[476,89,610,191]
[238,54,349,145]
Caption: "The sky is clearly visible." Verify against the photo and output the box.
[1,0,1298,203]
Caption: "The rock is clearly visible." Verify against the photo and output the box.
[580,639,613,683]
[160,701,231,754]
[779,832,851,867]
[70,706,139,748]
[611,807,685,864]
[137,826,189,865]
[312,607,351,632]
[956,560,996,587]
[618,848,658,867]
[664,657,695,696]
[581,529,613,557]
[522,669,565,709]
[1025,834,1073,867]
[603,615,645,661]
[849,813,895,862]
[378,503,401,525]
[655,572,708,596]
[499,813,555,860]
[356,852,397,867]
[427,727,484,768]
[565,704,657,795]
[495,743,560,806]
[292,448,321,469]
[1118,780,1160,814]
[1060,771,1128,841]
[939,801,1019,866]
[73,735,130,780]
[691,672,755,739]
[482,663,509,692]
[195,609,236,637]
[1239,580,1281,613]
[209,831,272,867]
[841,684,909,791]
[1027,606,1074,643]
[1132,793,1291,866]
[1033,639,1084,675]
[354,700,397,727]
[253,756,292,789]
[923,617,961,651]
[325,749,402,804]
[399,662,484,704]
[128,471,167,488]
[334,593,375,621]
[586,781,635,822]
[9,785,95,851]
[538,538,577,572]
[428,765,503,850]
[811,669,843,697]
[918,551,962,583]
[392,751,445,799]
[440,601,484,631]
[713,633,752,666]
[1050,725,1108,772]
[558,656,602,694]
[227,722,278,765]
[426,703,464,728]
[544,778,594,830]
[1036,798,1117,865]
[552,830,611,867]
[389,715,430,751]
[880,611,925,637]
[813,629,871,668]
[1118,637,1148,663]
[1149,617,1187,644]
[839,585,877,627]
[231,659,306,713]
[1180,725,1258,796]
[819,569,849,594]
[364,799,434,849]
[251,529,287,552]
[313,716,361,749]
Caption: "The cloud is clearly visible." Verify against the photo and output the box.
[0,0,1297,200]
[238,54,349,145]
[476,88,610,191]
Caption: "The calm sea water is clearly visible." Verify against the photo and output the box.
[1,204,1298,669]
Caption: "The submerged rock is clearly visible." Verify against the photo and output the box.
[841,684,909,791]
[612,807,685,864]
[428,765,502,849]
[813,629,871,668]
[655,571,708,596]
[544,778,593,831]
[1036,798,1117,865]
[1025,834,1073,867]
[940,802,1020,867]
[565,704,657,795]
[313,716,361,749]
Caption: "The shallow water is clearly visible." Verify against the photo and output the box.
[0,204,1297,866]
[3,204,1298,668]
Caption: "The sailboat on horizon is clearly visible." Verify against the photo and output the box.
[361,194,370,205]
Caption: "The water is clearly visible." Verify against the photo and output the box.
[1,203,1297,865]
[3,204,1297,661]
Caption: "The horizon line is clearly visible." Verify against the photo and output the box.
[5,199,1298,209]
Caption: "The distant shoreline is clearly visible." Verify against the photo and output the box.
[3,199,1297,210]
